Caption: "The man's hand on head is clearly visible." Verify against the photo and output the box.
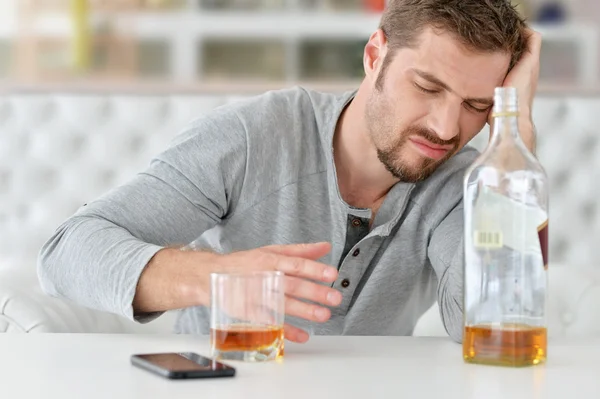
[489,28,542,153]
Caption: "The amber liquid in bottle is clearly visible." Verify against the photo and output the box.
[463,324,547,367]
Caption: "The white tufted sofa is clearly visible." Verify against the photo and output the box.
[0,87,599,337]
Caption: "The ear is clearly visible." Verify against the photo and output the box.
[364,29,388,81]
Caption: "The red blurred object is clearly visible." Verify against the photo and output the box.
[363,0,386,12]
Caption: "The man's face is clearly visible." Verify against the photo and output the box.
[365,28,511,182]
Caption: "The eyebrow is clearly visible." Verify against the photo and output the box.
[412,68,494,106]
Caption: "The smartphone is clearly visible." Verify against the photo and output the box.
[131,352,236,380]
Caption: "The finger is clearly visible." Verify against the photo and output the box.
[285,295,332,323]
[274,255,338,283]
[261,242,332,260]
[284,323,309,343]
[525,29,542,57]
[285,275,342,306]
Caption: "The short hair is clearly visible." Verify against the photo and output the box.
[376,0,528,87]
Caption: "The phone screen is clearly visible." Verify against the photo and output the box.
[134,353,233,372]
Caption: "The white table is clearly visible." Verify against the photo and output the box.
[1,334,599,398]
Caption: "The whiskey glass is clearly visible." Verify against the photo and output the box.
[210,271,285,362]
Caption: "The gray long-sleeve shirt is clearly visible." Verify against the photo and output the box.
[38,86,478,342]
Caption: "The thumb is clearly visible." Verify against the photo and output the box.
[261,242,332,260]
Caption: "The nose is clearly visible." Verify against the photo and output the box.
[427,101,461,141]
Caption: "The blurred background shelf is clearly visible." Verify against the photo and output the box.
[3,78,600,97]
[0,0,597,88]
[0,10,383,38]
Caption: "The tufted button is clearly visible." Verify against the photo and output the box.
[15,204,29,221]
[0,168,11,189]
[42,100,57,123]
[70,134,85,154]
[579,133,598,158]
[0,100,12,126]
[100,169,116,186]
[128,134,147,154]
[561,312,575,326]
[582,202,597,221]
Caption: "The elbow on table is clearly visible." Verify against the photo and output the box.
[36,226,69,299]
[439,296,464,344]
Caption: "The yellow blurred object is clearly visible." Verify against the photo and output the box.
[14,0,139,83]
[144,0,175,7]
[511,0,532,19]
[70,0,91,72]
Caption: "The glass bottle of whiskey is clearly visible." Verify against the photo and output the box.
[463,87,549,367]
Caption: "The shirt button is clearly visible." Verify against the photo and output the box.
[352,248,360,257]
[351,218,361,227]
[341,279,350,288]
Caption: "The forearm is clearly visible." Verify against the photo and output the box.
[519,117,537,155]
[132,247,218,314]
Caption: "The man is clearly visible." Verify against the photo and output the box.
[38,0,540,344]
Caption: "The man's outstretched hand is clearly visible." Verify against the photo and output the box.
[134,242,342,344]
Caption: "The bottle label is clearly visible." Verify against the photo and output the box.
[474,231,503,249]
[538,220,549,270]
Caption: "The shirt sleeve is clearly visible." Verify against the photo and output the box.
[37,110,248,323]
[427,203,465,343]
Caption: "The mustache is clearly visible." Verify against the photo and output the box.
[404,126,458,147]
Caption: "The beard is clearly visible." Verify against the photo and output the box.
[376,125,458,182]
[365,89,459,183]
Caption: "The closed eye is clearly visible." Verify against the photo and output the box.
[464,102,491,114]
[414,82,439,95]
